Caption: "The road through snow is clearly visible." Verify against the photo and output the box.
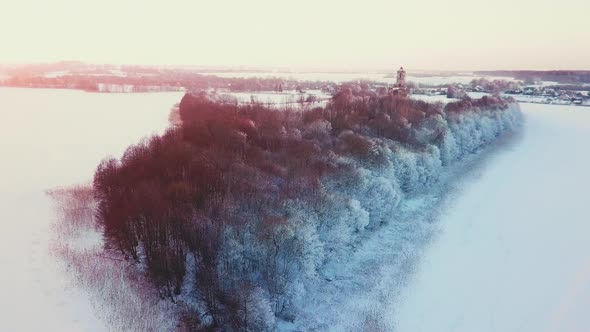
[393,103,590,332]
[0,88,182,331]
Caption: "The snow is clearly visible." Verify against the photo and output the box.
[222,89,458,108]
[201,71,517,86]
[287,102,522,331]
[411,94,457,104]
[0,87,183,331]
[43,70,71,78]
[511,94,576,105]
[202,71,393,83]
[392,103,590,332]
[224,89,331,106]
[4,84,585,331]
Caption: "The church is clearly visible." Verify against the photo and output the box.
[389,67,409,97]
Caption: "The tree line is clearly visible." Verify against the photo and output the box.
[93,90,519,330]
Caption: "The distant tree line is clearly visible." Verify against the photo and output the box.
[0,64,337,94]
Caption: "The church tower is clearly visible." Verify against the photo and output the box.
[396,67,406,88]
[389,66,409,97]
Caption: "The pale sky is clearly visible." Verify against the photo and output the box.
[0,0,588,70]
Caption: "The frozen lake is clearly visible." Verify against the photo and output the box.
[0,88,183,331]
[393,103,590,331]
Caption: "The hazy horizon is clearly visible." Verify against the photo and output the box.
[3,60,590,74]
[1,0,589,71]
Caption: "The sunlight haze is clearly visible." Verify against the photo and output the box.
[1,0,589,69]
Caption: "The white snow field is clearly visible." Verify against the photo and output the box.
[2,86,587,331]
[0,88,182,331]
[200,71,517,86]
[393,103,590,332]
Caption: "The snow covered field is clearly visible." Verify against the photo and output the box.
[393,103,590,332]
[0,88,182,331]
[201,71,516,86]
[2,87,588,331]
[222,89,331,106]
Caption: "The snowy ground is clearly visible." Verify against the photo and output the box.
[289,113,520,331]
[392,103,590,332]
[222,89,331,107]
[290,102,590,331]
[201,71,517,86]
[0,88,182,331]
[3,86,588,331]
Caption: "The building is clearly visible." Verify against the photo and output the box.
[389,66,409,97]
[396,66,406,88]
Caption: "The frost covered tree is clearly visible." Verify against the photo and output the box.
[92,91,522,328]
[232,285,276,332]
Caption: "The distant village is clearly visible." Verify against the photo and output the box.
[412,75,590,106]
[502,86,588,105]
